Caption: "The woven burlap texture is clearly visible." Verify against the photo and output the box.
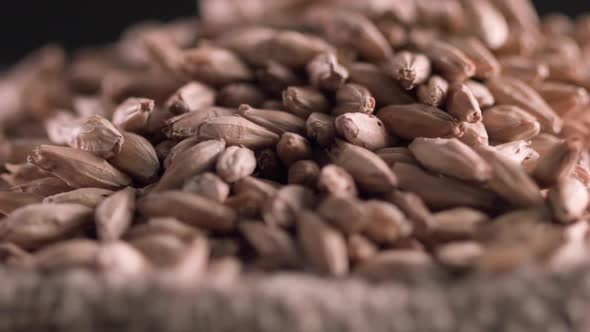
[0,261,589,332]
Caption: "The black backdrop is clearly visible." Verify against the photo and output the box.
[0,0,586,66]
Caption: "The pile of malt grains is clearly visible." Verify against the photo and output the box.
[0,0,589,281]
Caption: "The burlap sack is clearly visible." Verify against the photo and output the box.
[1,260,589,332]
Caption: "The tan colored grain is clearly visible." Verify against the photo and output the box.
[216,146,257,183]
[394,162,497,210]
[0,192,43,216]
[487,76,563,133]
[355,250,433,281]
[333,83,375,116]
[548,177,589,224]
[11,177,74,198]
[0,203,93,249]
[182,173,230,203]
[464,80,495,108]
[415,39,476,82]
[304,6,392,61]
[297,211,349,276]
[43,188,113,208]
[28,145,131,190]
[385,51,431,90]
[287,160,320,187]
[166,82,216,114]
[109,131,160,184]
[262,185,316,227]
[498,56,549,84]
[363,200,412,245]
[462,0,509,50]
[199,116,280,149]
[282,86,330,119]
[533,138,582,187]
[305,112,336,147]
[476,145,544,207]
[417,75,449,108]
[138,191,236,232]
[95,187,136,241]
[112,97,154,133]
[317,196,367,235]
[237,104,306,135]
[348,62,415,106]
[164,107,237,139]
[218,83,266,108]
[239,221,300,269]
[328,139,397,193]
[335,113,393,151]
[409,138,492,182]
[377,103,464,140]
[431,208,490,242]
[483,105,541,142]
[154,139,226,192]
[347,234,378,265]
[276,132,313,166]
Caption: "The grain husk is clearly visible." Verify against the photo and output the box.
[306,52,349,91]
[95,187,136,241]
[348,62,415,106]
[304,6,392,61]
[154,139,226,192]
[112,97,154,133]
[297,211,349,276]
[0,203,93,249]
[138,191,236,232]
[28,145,132,190]
[109,132,160,184]
[166,82,216,114]
[416,75,449,108]
[476,145,544,207]
[305,112,336,147]
[487,76,563,134]
[287,160,320,188]
[0,192,43,216]
[262,185,316,227]
[377,103,464,140]
[164,107,237,139]
[446,83,483,123]
[409,138,492,182]
[363,200,413,245]
[335,113,393,151]
[217,83,266,108]
[483,105,541,143]
[216,146,257,183]
[43,188,113,208]
[548,177,589,224]
[332,83,375,116]
[237,105,306,135]
[199,116,280,149]
[394,162,497,210]
[239,221,300,269]
[282,86,330,119]
[317,196,367,235]
[182,173,230,203]
[533,138,583,187]
[447,37,501,78]
[328,139,397,193]
[384,51,431,90]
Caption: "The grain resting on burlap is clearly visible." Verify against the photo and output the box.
[3,0,590,331]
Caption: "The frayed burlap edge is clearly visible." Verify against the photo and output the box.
[0,262,589,332]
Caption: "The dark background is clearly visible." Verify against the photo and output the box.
[0,0,586,66]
